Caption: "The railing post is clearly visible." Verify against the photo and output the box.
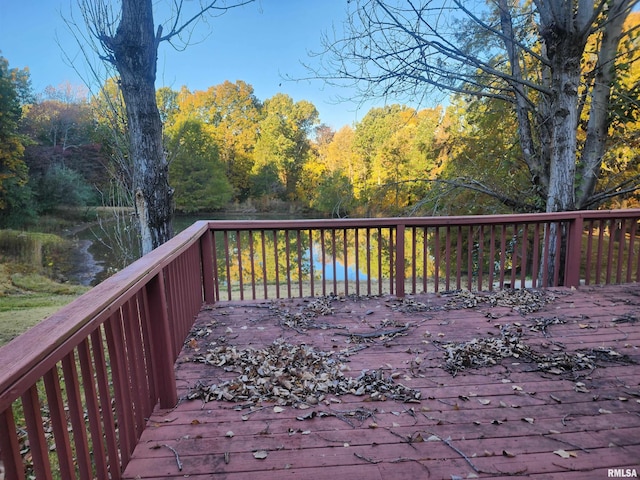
[200,229,215,304]
[396,223,406,297]
[564,215,584,287]
[147,271,178,409]
[0,410,25,480]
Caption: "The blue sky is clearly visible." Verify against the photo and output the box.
[0,0,399,129]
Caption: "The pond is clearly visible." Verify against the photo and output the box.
[70,211,341,286]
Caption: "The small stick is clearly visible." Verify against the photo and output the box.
[335,326,409,338]
[354,452,382,464]
[543,433,591,454]
[162,444,183,471]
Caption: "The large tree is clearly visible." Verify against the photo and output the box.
[75,0,253,254]
[319,0,640,213]
[0,55,34,227]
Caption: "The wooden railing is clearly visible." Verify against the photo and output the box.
[1,209,639,479]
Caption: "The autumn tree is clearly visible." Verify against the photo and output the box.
[0,55,35,227]
[252,93,319,200]
[166,118,233,212]
[174,81,261,200]
[74,0,254,254]
[350,105,443,214]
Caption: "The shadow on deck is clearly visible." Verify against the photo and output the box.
[123,285,640,479]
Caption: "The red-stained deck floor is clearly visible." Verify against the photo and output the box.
[123,285,640,479]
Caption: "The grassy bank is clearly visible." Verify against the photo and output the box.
[0,230,90,346]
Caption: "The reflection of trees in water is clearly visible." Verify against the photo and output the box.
[211,220,597,300]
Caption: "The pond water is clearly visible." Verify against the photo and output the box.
[70,211,336,286]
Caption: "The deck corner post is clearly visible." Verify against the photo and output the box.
[564,214,584,288]
[147,270,178,409]
[200,229,215,304]
[396,223,406,297]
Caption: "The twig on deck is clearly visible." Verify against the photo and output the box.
[354,452,382,464]
[335,326,409,339]
[543,433,591,454]
[426,432,508,476]
[386,429,418,450]
[552,462,596,472]
[162,444,183,471]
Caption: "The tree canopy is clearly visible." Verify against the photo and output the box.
[317,0,640,214]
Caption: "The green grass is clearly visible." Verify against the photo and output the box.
[0,263,89,346]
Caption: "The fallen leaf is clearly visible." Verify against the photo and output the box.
[426,435,440,441]
[512,385,523,391]
[550,394,562,403]
[190,419,201,425]
[502,450,516,458]
[522,417,535,424]
[598,408,612,414]
[273,406,285,413]
[225,431,234,438]
[553,449,577,458]
[478,399,491,405]
[253,450,268,459]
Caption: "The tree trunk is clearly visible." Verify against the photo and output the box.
[111,0,173,254]
[535,4,591,284]
[577,0,629,208]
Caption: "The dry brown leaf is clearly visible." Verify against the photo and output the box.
[253,450,268,459]
[553,449,577,459]
[502,450,516,458]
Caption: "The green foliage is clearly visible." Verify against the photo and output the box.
[0,175,37,228]
[33,165,98,213]
[310,171,356,217]
[0,55,31,215]
[420,98,537,215]
[167,118,233,212]
[172,81,261,201]
[253,93,319,200]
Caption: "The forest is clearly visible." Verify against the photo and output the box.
[1,11,640,231]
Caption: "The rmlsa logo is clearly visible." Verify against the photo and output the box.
[608,469,638,478]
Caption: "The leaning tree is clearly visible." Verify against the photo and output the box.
[75,0,253,254]
[317,0,639,283]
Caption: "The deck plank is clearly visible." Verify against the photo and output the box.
[123,285,640,479]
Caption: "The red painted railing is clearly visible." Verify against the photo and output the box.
[1,210,639,479]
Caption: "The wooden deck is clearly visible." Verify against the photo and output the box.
[123,285,640,479]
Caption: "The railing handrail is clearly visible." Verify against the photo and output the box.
[203,209,640,230]
[0,220,209,411]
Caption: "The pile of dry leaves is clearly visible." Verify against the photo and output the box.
[188,340,421,405]
[388,288,555,314]
[437,324,632,376]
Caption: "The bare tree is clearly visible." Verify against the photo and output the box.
[318,0,639,212]
[74,0,254,254]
